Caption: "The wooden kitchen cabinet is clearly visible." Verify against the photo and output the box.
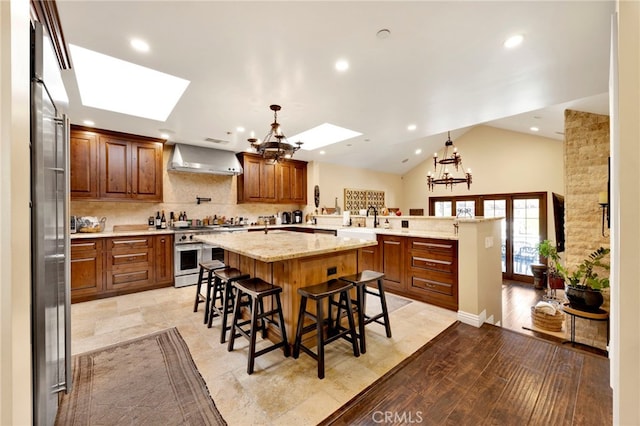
[406,237,458,310]
[70,238,104,303]
[70,130,99,199]
[70,125,164,202]
[154,234,174,285]
[105,236,154,292]
[357,243,379,272]
[236,152,307,204]
[379,234,405,293]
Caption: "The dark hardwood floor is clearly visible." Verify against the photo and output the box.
[321,321,612,426]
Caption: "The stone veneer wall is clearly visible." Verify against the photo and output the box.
[564,109,611,268]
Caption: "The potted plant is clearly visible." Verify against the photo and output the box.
[560,247,610,312]
[535,240,565,292]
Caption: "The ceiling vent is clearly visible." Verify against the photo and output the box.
[204,137,229,145]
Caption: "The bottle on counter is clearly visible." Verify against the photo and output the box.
[148,216,155,230]
[155,211,161,229]
[169,212,175,228]
[160,210,167,229]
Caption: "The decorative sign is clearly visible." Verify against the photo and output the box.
[344,188,385,214]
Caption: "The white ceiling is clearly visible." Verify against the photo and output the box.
[56,1,614,175]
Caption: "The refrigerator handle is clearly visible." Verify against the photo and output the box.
[61,113,72,393]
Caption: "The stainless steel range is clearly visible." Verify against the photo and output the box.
[173,225,248,287]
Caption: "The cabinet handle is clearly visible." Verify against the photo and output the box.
[72,242,95,249]
[414,241,452,249]
[113,239,147,247]
[384,241,401,245]
[414,256,450,266]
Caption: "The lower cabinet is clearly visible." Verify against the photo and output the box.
[358,234,459,311]
[70,234,174,303]
[70,238,104,302]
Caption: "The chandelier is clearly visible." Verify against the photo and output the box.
[427,131,472,191]
[248,104,302,162]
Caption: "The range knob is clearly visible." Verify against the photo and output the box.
[180,235,187,241]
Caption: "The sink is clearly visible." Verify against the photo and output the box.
[336,227,377,241]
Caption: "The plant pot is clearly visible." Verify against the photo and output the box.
[565,286,604,312]
[530,263,547,290]
[549,276,565,290]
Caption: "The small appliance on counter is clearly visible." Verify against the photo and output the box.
[281,211,292,224]
[293,210,303,224]
[70,216,77,233]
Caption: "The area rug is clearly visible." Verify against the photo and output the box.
[367,291,411,316]
[56,328,226,425]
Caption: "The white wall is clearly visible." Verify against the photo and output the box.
[305,161,404,216]
[401,125,565,239]
[613,1,640,424]
[0,0,32,424]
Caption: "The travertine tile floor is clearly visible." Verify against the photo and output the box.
[71,286,457,425]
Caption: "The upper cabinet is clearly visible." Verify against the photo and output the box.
[70,126,164,202]
[236,153,306,204]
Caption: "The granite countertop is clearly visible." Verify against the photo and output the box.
[195,230,378,263]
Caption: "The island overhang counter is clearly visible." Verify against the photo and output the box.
[195,230,378,345]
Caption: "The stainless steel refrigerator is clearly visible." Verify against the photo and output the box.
[30,21,71,426]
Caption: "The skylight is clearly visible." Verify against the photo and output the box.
[289,123,362,151]
[69,44,190,121]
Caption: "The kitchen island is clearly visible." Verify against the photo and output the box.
[195,230,378,345]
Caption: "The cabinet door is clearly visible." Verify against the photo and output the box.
[70,130,98,199]
[277,161,293,202]
[131,142,163,201]
[261,161,277,201]
[105,236,153,291]
[70,239,104,303]
[154,234,174,285]
[99,137,130,199]
[291,161,307,203]
[358,244,379,272]
[380,235,404,292]
[242,155,263,201]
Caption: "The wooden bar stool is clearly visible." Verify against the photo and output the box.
[293,279,360,379]
[227,278,290,374]
[339,270,392,354]
[193,260,226,324]
[207,268,250,344]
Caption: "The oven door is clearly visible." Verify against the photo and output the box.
[174,243,202,287]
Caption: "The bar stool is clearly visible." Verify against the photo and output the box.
[193,260,226,324]
[207,268,250,344]
[293,279,360,379]
[339,270,392,354]
[227,278,290,374]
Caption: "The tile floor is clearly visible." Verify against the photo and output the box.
[71,286,458,425]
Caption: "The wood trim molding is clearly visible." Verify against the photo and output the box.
[31,0,71,69]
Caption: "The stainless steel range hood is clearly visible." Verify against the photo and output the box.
[168,144,243,175]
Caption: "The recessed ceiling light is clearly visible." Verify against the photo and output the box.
[415,148,422,155]
[69,44,190,121]
[504,34,524,49]
[160,133,169,139]
[335,60,349,72]
[290,123,362,151]
[530,126,540,132]
[83,120,95,126]
[236,126,245,132]
[130,38,150,53]
[319,150,326,155]
[407,124,417,131]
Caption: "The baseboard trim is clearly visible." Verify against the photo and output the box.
[457,309,486,328]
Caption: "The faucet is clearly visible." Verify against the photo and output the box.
[366,205,379,228]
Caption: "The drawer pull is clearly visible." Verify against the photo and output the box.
[414,241,452,249]
[114,239,147,246]
[384,241,401,245]
[72,242,96,249]
[414,256,450,266]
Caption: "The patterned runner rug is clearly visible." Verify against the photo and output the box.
[56,328,226,425]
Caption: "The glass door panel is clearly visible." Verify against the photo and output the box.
[455,200,475,217]
[484,199,507,272]
[512,198,540,276]
[434,201,452,217]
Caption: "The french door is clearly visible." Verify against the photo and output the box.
[430,192,547,283]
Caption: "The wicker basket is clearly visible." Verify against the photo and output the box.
[530,306,564,331]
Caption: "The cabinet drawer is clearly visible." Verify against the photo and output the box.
[71,239,100,254]
[409,238,456,255]
[410,253,454,273]
[409,272,454,296]
[110,250,150,267]
[110,269,150,286]
[108,237,152,250]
